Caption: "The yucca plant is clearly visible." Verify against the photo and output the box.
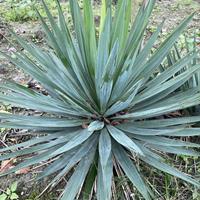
[0,0,200,199]
[166,35,200,115]
[169,35,199,89]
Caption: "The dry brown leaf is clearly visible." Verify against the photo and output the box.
[166,111,182,117]
[15,167,30,175]
[0,159,15,173]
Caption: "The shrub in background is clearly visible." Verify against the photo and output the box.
[0,0,200,199]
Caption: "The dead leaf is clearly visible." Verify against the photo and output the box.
[0,159,15,173]
[111,121,120,126]
[166,111,182,117]
[15,167,30,175]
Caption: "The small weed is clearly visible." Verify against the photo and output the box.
[0,182,19,200]
[0,0,68,22]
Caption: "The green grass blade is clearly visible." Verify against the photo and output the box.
[141,156,200,187]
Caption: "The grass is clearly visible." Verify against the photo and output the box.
[176,0,200,9]
[0,0,68,22]
[0,0,102,22]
